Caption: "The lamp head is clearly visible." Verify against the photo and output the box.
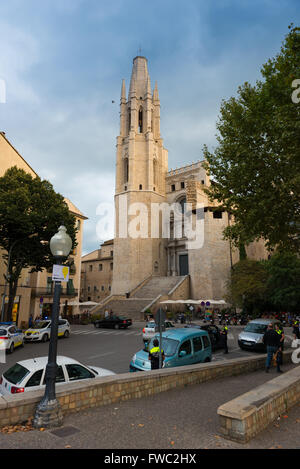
[50,225,72,258]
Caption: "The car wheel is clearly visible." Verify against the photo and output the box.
[8,343,14,354]
[204,357,211,363]
[41,334,48,343]
[21,339,25,348]
[114,324,120,330]
[64,330,70,338]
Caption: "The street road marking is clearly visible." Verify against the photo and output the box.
[89,352,115,359]
[71,329,142,336]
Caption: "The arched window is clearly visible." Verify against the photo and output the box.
[128,108,131,134]
[179,196,186,214]
[138,107,143,133]
[124,158,129,184]
[153,159,157,186]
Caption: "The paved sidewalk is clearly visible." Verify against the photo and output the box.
[0,362,300,449]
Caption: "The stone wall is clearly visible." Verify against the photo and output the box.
[0,351,293,428]
[218,360,300,443]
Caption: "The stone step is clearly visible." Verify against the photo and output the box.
[92,276,187,320]
[133,276,184,298]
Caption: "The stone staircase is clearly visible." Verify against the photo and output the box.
[92,276,188,320]
[132,276,185,299]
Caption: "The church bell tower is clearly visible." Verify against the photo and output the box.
[112,56,169,295]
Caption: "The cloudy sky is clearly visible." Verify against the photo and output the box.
[0,0,298,254]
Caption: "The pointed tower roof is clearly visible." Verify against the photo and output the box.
[121,79,126,103]
[129,56,150,99]
[153,81,159,102]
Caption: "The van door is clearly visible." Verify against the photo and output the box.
[201,334,212,361]
[192,335,205,363]
[177,339,193,366]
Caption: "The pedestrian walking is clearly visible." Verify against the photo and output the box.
[263,323,282,373]
[221,325,229,354]
[148,338,165,370]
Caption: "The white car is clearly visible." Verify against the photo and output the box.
[24,319,70,342]
[0,356,115,395]
[0,324,25,354]
[142,320,175,342]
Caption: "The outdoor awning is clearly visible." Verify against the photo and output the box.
[160,299,227,305]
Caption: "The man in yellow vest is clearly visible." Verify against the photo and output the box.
[221,325,229,354]
[148,338,165,370]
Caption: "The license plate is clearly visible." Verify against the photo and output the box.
[243,341,253,345]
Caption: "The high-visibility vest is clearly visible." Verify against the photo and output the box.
[150,346,163,355]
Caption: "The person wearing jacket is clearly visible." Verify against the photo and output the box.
[263,323,282,373]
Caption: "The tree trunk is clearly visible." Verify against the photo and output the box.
[6,279,18,322]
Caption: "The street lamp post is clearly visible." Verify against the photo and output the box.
[34,226,72,429]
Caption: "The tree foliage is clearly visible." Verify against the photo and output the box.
[0,167,77,320]
[265,251,300,312]
[203,25,300,252]
[228,251,300,314]
[226,259,268,314]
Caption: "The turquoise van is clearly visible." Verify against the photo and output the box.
[129,328,212,372]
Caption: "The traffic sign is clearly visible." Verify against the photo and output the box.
[52,265,70,282]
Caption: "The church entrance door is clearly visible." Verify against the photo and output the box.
[179,254,189,276]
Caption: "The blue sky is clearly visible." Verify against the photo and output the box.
[0,0,299,254]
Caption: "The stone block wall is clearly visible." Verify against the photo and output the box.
[0,350,293,428]
[218,353,299,443]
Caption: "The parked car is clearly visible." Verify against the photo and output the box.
[130,328,212,372]
[24,319,70,343]
[0,323,25,354]
[93,315,132,329]
[0,356,115,396]
[142,320,175,343]
[185,323,224,351]
[238,318,282,352]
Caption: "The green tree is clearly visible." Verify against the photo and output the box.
[266,251,300,312]
[0,167,77,321]
[203,25,300,253]
[227,259,269,315]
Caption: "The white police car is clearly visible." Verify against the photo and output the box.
[0,356,115,395]
[24,319,70,343]
[0,323,25,354]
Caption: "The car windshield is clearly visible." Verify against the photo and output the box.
[0,329,7,336]
[244,323,268,334]
[145,337,179,357]
[3,363,30,385]
[31,321,50,329]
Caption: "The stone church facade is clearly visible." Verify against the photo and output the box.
[90,56,267,317]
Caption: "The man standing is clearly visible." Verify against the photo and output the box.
[148,338,165,370]
[263,323,282,373]
[221,325,229,354]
